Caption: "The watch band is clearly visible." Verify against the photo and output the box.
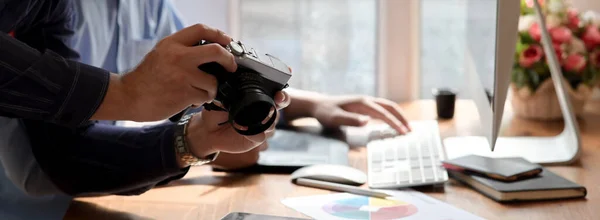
[173,108,219,166]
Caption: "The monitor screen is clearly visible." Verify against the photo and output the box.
[465,0,497,108]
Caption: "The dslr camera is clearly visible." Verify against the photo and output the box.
[197,40,292,136]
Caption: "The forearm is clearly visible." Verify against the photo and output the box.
[0,33,110,128]
[22,120,188,196]
[282,88,324,122]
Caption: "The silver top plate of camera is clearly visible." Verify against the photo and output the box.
[226,41,292,85]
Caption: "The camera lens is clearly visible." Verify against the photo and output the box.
[231,93,275,125]
[227,71,278,135]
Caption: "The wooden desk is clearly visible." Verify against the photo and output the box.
[64,100,600,220]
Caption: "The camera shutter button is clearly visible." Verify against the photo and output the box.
[229,42,244,56]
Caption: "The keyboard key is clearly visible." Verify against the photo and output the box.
[436,168,447,179]
[371,162,382,172]
[385,148,395,161]
[409,144,419,157]
[396,171,409,182]
[383,163,395,170]
[410,159,421,168]
[423,167,435,179]
[422,149,431,158]
[410,168,422,182]
[421,158,433,167]
[371,151,383,162]
[372,173,395,185]
[397,147,407,159]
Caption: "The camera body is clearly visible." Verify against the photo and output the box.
[198,40,292,136]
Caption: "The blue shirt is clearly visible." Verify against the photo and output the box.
[69,0,185,74]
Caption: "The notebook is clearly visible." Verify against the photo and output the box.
[448,158,587,202]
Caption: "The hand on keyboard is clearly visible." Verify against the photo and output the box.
[286,90,411,134]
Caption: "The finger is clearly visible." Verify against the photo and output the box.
[375,98,412,131]
[186,43,237,72]
[329,110,371,127]
[258,142,269,151]
[186,69,219,101]
[359,101,407,134]
[274,91,290,110]
[168,23,232,46]
[244,132,267,144]
[265,111,280,133]
[187,87,211,105]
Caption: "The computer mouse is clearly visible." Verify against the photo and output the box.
[290,164,367,186]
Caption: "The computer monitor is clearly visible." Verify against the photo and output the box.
[461,0,519,152]
[444,0,583,165]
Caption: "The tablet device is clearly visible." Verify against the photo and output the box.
[213,129,349,173]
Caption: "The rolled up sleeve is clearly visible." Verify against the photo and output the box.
[0,33,110,128]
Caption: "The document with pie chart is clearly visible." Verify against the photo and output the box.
[281,190,483,220]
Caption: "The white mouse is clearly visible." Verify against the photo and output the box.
[290,164,367,186]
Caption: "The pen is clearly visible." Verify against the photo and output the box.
[294,178,393,199]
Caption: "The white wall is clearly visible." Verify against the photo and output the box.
[571,0,600,13]
[171,0,230,32]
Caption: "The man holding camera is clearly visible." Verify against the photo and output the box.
[0,1,411,219]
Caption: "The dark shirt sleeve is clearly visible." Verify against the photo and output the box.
[0,33,110,128]
[23,119,188,196]
[1,0,110,128]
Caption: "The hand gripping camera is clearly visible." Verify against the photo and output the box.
[195,40,292,136]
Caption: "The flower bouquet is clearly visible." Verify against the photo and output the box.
[511,0,600,120]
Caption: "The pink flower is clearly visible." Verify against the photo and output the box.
[563,54,587,73]
[529,22,541,41]
[567,9,581,29]
[526,0,545,8]
[549,27,573,44]
[582,25,600,49]
[519,45,544,68]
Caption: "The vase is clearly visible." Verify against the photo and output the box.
[510,77,592,120]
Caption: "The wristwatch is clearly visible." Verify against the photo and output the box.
[173,108,220,166]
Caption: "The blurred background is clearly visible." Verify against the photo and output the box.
[171,0,600,101]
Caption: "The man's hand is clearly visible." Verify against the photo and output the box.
[180,91,290,168]
[284,89,411,134]
[210,145,268,170]
[93,24,237,122]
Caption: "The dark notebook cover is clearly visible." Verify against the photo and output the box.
[449,158,587,202]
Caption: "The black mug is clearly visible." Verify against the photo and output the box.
[432,88,457,119]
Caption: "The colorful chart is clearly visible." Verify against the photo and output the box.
[322,196,418,220]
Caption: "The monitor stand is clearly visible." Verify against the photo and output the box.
[443,85,582,165]
[443,117,582,165]
[443,0,582,165]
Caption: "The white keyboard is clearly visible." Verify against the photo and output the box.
[366,120,448,189]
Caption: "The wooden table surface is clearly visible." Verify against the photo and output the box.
[63,100,600,220]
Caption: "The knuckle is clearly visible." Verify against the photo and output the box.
[155,38,169,48]
[359,96,371,104]
[193,23,208,33]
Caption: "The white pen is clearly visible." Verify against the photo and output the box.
[294,178,394,199]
